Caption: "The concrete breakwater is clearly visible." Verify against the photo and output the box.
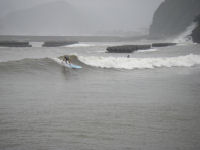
[152,43,176,47]
[106,43,177,53]
[107,45,151,53]
[0,41,32,47]
[0,40,78,47]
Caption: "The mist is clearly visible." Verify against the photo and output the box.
[0,0,164,36]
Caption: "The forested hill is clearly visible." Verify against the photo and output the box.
[149,0,200,38]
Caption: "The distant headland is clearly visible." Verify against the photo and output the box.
[149,0,200,43]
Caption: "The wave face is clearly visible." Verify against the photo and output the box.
[51,55,84,67]
[0,55,86,74]
[78,54,200,70]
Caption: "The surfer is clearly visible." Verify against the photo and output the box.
[64,56,71,64]
[62,55,82,69]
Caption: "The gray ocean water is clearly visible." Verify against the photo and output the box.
[0,40,200,150]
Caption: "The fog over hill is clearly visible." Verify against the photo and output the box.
[0,0,163,36]
[0,0,54,17]
[0,1,91,35]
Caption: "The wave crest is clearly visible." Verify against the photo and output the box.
[65,43,95,47]
[78,54,200,70]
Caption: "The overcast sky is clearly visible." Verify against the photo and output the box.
[71,0,164,29]
[0,0,164,35]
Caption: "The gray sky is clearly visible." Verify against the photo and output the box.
[71,0,164,28]
[0,0,164,35]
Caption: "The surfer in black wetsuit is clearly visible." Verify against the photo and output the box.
[64,56,71,64]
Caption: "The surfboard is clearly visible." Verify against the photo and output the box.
[63,62,82,69]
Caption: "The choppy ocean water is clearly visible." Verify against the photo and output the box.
[0,39,200,150]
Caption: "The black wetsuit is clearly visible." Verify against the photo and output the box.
[65,56,69,61]
[65,56,70,63]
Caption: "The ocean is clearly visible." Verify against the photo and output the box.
[0,37,200,150]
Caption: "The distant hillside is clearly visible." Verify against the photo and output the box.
[0,0,50,18]
[149,0,200,38]
[0,1,93,35]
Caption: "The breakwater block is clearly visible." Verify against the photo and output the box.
[152,43,176,47]
[106,44,151,53]
[0,41,32,47]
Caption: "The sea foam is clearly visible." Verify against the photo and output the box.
[51,58,67,67]
[78,54,200,70]
[173,23,197,43]
[65,43,95,47]
[137,48,158,53]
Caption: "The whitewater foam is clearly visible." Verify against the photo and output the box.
[78,54,200,70]
[173,23,197,43]
[137,48,158,53]
[29,42,43,47]
[65,43,95,47]
[51,58,67,67]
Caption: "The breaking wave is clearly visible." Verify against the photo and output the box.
[52,58,67,67]
[65,43,95,47]
[173,23,197,43]
[137,48,158,53]
[78,54,200,70]
[1,54,200,71]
